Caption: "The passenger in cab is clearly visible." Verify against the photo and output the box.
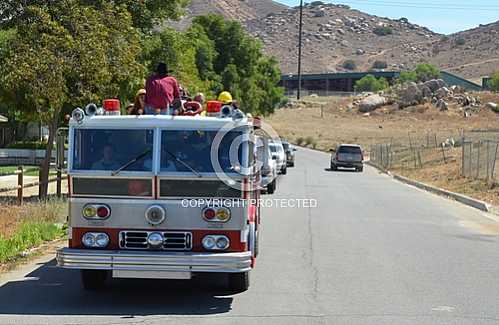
[92,144,120,170]
[145,62,180,115]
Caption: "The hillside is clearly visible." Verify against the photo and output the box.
[171,0,499,80]
[170,0,287,30]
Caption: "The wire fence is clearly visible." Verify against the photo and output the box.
[370,130,499,184]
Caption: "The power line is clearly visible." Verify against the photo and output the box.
[329,0,499,11]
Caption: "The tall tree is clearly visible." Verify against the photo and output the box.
[0,1,142,198]
[0,0,190,31]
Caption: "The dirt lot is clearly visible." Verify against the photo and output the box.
[268,92,499,206]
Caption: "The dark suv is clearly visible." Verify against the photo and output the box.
[330,144,364,172]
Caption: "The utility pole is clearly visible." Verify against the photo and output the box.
[297,0,303,100]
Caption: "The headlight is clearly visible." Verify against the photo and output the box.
[145,205,166,225]
[202,235,230,251]
[82,232,109,248]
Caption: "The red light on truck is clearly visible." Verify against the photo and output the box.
[103,99,120,115]
[203,208,216,220]
[206,101,222,113]
[97,206,110,218]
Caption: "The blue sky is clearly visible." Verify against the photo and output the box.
[275,0,499,34]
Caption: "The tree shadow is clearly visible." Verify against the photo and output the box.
[0,259,234,316]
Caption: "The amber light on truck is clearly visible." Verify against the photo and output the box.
[83,204,111,219]
[202,207,231,222]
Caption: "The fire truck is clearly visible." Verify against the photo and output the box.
[56,100,263,292]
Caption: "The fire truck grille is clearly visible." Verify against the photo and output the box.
[119,231,192,251]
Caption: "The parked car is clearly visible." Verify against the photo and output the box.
[256,136,277,194]
[330,144,364,172]
[269,141,287,175]
[282,141,296,167]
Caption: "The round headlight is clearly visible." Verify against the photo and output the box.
[145,205,166,226]
[202,236,216,250]
[215,236,230,250]
[83,205,97,218]
[71,108,85,123]
[95,233,109,248]
[82,233,96,247]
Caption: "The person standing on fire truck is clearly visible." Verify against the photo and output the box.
[145,62,181,115]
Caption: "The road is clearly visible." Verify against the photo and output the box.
[2,148,499,324]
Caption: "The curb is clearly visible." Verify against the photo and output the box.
[367,161,491,212]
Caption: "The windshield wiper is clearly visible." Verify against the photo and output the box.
[111,149,151,176]
[166,150,202,178]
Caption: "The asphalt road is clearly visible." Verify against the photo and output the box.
[2,148,499,324]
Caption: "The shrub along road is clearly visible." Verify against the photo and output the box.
[0,149,499,324]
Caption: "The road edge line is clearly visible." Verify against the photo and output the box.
[366,161,491,212]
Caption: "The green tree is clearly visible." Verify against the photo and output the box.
[0,1,142,198]
[191,14,283,115]
[355,75,389,92]
[0,0,189,31]
[491,72,499,92]
[415,63,440,82]
[398,71,418,83]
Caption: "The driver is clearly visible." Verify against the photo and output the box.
[92,144,120,170]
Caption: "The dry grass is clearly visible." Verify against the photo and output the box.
[268,92,499,205]
[0,199,67,239]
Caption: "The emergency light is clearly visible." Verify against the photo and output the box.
[103,99,121,115]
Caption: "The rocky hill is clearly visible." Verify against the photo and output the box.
[171,0,499,80]
[170,0,287,30]
[429,21,499,82]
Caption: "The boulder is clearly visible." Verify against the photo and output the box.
[398,82,423,108]
[436,99,448,111]
[419,84,432,99]
[486,102,497,110]
[423,79,446,92]
[435,87,450,99]
[356,48,365,55]
[358,94,387,113]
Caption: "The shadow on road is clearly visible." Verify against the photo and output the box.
[0,259,234,316]
[324,168,359,173]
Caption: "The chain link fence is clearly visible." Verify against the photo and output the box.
[370,130,499,184]
[370,131,462,170]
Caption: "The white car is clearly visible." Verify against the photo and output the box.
[256,137,277,194]
[269,141,287,175]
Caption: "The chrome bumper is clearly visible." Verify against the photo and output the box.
[56,248,252,273]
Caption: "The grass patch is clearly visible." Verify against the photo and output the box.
[0,222,64,263]
[0,166,40,176]
[0,198,67,263]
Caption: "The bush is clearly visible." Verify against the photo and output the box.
[296,137,305,146]
[372,60,388,70]
[342,60,357,70]
[490,72,499,92]
[415,63,440,82]
[373,26,393,36]
[304,136,316,147]
[455,37,466,46]
[355,75,389,92]
[398,70,418,83]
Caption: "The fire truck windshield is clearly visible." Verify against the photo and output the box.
[160,130,244,174]
[72,129,154,172]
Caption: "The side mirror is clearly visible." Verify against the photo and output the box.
[272,155,278,160]
[329,149,335,152]
[293,148,298,152]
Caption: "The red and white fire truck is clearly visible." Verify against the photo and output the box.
[56,100,263,292]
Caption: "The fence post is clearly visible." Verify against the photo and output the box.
[441,144,447,164]
[461,135,465,176]
[476,141,481,179]
[486,140,490,182]
[434,134,438,148]
[491,142,499,184]
[469,142,473,177]
[17,166,23,206]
